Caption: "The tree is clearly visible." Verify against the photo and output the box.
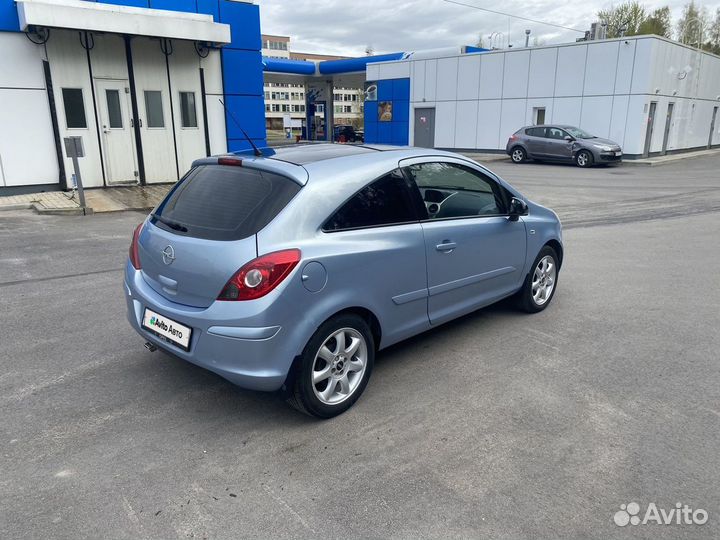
[597,1,647,37]
[704,8,720,54]
[676,1,709,45]
[365,45,374,56]
[637,7,672,37]
[476,34,485,48]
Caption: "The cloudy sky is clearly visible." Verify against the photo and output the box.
[257,0,719,56]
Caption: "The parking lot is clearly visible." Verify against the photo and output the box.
[1,155,719,539]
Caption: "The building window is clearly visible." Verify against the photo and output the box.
[62,88,87,129]
[179,92,198,128]
[144,91,165,128]
[105,89,123,129]
[533,107,546,125]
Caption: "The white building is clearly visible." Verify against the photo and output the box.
[363,36,720,157]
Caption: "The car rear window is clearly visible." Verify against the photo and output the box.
[151,165,300,241]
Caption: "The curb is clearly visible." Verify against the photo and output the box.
[0,203,32,212]
[31,202,91,216]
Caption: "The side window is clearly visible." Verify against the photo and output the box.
[526,127,545,137]
[547,127,567,140]
[144,90,165,128]
[179,91,198,128]
[323,169,418,231]
[403,162,507,219]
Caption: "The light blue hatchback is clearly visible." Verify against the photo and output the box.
[125,144,563,417]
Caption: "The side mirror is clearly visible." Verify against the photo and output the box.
[508,197,528,221]
[564,135,574,142]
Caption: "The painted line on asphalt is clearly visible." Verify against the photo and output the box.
[0,267,121,288]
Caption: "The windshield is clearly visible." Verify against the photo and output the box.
[565,127,596,139]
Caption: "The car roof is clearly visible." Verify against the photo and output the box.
[267,143,388,165]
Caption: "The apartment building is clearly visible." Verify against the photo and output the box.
[262,34,363,130]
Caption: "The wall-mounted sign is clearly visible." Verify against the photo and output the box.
[365,82,377,101]
[379,101,393,122]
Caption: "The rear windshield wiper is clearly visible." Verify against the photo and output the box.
[151,213,188,232]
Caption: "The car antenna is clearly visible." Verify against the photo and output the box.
[218,98,262,157]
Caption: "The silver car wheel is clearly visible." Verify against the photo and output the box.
[531,255,556,306]
[512,149,524,162]
[312,328,367,405]
[576,151,589,167]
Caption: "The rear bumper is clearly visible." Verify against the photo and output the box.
[124,262,295,392]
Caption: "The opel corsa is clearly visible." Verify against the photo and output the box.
[125,144,563,417]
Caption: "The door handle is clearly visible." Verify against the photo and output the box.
[435,241,457,252]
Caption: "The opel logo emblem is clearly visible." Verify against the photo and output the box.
[162,245,175,265]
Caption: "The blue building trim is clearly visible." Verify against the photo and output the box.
[364,78,410,146]
[263,57,316,75]
[0,0,267,153]
[319,53,405,75]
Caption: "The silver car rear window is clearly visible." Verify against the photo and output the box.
[151,165,300,241]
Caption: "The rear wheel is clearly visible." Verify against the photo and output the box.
[575,149,593,168]
[516,246,559,313]
[286,314,374,418]
[510,146,527,163]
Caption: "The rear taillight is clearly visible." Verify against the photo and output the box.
[129,222,144,269]
[218,249,301,301]
[217,157,243,166]
[509,134,518,141]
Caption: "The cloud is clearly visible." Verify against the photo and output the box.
[257,0,716,56]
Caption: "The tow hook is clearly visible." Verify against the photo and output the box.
[144,342,158,352]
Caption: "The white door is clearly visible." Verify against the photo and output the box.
[95,79,137,183]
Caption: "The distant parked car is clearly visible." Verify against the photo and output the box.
[355,129,364,143]
[333,125,357,143]
[507,125,623,167]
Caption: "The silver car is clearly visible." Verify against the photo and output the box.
[507,125,623,167]
[125,144,563,418]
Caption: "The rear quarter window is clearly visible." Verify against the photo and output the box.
[152,165,300,241]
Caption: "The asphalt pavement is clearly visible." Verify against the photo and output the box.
[1,156,719,539]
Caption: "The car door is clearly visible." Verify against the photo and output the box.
[321,168,431,345]
[401,158,527,326]
[524,127,547,157]
[543,127,574,161]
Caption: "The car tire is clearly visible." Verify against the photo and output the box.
[510,146,527,164]
[516,246,559,313]
[286,314,375,418]
[575,150,593,168]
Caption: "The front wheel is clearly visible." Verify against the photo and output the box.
[516,246,559,313]
[286,314,374,418]
[575,150,593,168]
[510,146,527,163]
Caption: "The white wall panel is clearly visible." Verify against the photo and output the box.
[434,101,456,147]
[528,47,557,98]
[580,96,613,137]
[476,99,501,149]
[555,45,587,97]
[411,61,425,102]
[502,51,530,99]
[609,95,629,147]
[0,89,59,186]
[478,53,504,99]
[424,59,437,102]
[584,41,619,95]
[454,100,478,147]
[89,34,129,79]
[0,33,46,89]
[499,99,526,147]
[631,39,653,94]
[46,29,105,188]
[552,97,582,126]
[436,57,458,101]
[201,49,224,95]
[376,61,410,80]
[206,95,227,155]
[366,63,380,81]
[456,55,481,101]
[614,39,636,94]
[624,95,648,155]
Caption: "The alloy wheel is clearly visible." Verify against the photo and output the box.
[532,255,556,306]
[311,328,368,405]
